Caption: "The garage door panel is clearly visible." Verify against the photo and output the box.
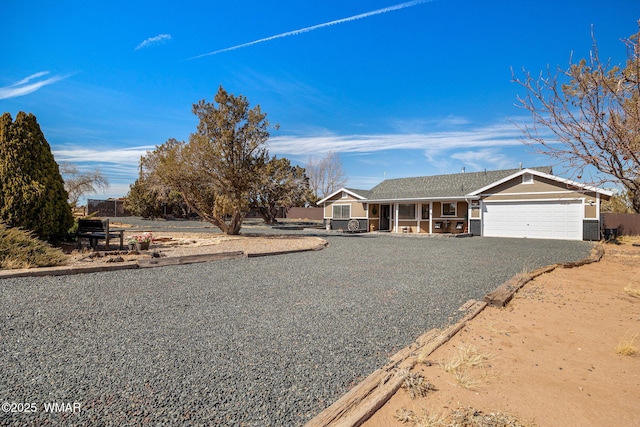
[482,201,583,240]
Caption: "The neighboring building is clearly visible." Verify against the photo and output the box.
[317,167,612,241]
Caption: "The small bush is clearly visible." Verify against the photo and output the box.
[616,333,638,357]
[449,406,533,427]
[394,408,445,426]
[401,371,437,399]
[0,223,67,269]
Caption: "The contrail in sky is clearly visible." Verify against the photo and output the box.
[0,71,71,100]
[187,0,432,60]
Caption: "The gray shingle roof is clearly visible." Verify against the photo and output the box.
[365,166,552,200]
[344,188,373,199]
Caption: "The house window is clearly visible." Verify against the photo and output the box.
[421,204,430,220]
[332,204,350,219]
[522,173,534,184]
[342,191,348,198]
[442,202,457,216]
[398,204,416,220]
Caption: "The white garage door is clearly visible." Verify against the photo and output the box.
[482,200,583,240]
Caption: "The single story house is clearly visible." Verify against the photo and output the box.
[318,166,612,241]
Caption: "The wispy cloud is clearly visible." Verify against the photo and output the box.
[53,145,155,165]
[135,34,172,50]
[390,115,472,133]
[449,148,513,170]
[187,0,433,59]
[269,122,525,157]
[0,71,71,99]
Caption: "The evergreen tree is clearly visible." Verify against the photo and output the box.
[250,157,312,225]
[0,112,73,242]
[145,87,271,235]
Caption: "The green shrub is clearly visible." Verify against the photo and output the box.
[0,112,74,242]
[0,223,67,269]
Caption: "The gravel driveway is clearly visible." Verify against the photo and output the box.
[0,232,593,426]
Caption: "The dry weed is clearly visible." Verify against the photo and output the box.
[395,408,419,424]
[449,406,535,427]
[440,344,493,389]
[441,344,489,370]
[451,368,483,390]
[401,371,437,399]
[624,286,640,299]
[616,333,639,356]
[394,408,446,427]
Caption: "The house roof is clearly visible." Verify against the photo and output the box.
[317,165,612,205]
[344,188,373,199]
[364,166,553,201]
[317,188,371,203]
[469,168,614,197]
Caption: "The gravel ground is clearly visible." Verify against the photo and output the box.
[0,229,593,426]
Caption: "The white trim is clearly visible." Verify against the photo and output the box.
[394,203,399,233]
[317,187,368,204]
[429,202,433,234]
[365,195,479,203]
[482,197,584,203]
[480,190,576,197]
[469,168,613,197]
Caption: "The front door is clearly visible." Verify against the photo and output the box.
[380,204,391,230]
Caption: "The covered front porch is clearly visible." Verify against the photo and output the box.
[367,200,472,234]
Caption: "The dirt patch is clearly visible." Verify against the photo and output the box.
[67,232,327,267]
[362,240,640,427]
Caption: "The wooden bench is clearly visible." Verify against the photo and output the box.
[77,219,124,250]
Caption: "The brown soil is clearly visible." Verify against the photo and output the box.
[67,232,326,267]
[363,240,640,427]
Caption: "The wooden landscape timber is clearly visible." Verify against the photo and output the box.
[305,301,487,427]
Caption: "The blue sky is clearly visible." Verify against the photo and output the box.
[2,0,639,201]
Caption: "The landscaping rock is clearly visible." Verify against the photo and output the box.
[0,234,592,426]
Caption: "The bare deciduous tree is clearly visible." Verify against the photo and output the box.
[60,161,109,208]
[306,151,347,201]
[513,21,640,212]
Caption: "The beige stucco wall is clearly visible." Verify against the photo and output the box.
[323,192,367,218]
[471,205,480,218]
[483,175,584,199]
[480,175,600,218]
[431,201,468,219]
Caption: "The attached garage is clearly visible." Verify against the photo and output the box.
[482,200,584,240]
[320,167,611,241]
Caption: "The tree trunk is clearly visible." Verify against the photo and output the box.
[257,206,279,225]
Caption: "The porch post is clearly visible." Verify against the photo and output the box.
[429,202,433,234]
[394,203,399,233]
